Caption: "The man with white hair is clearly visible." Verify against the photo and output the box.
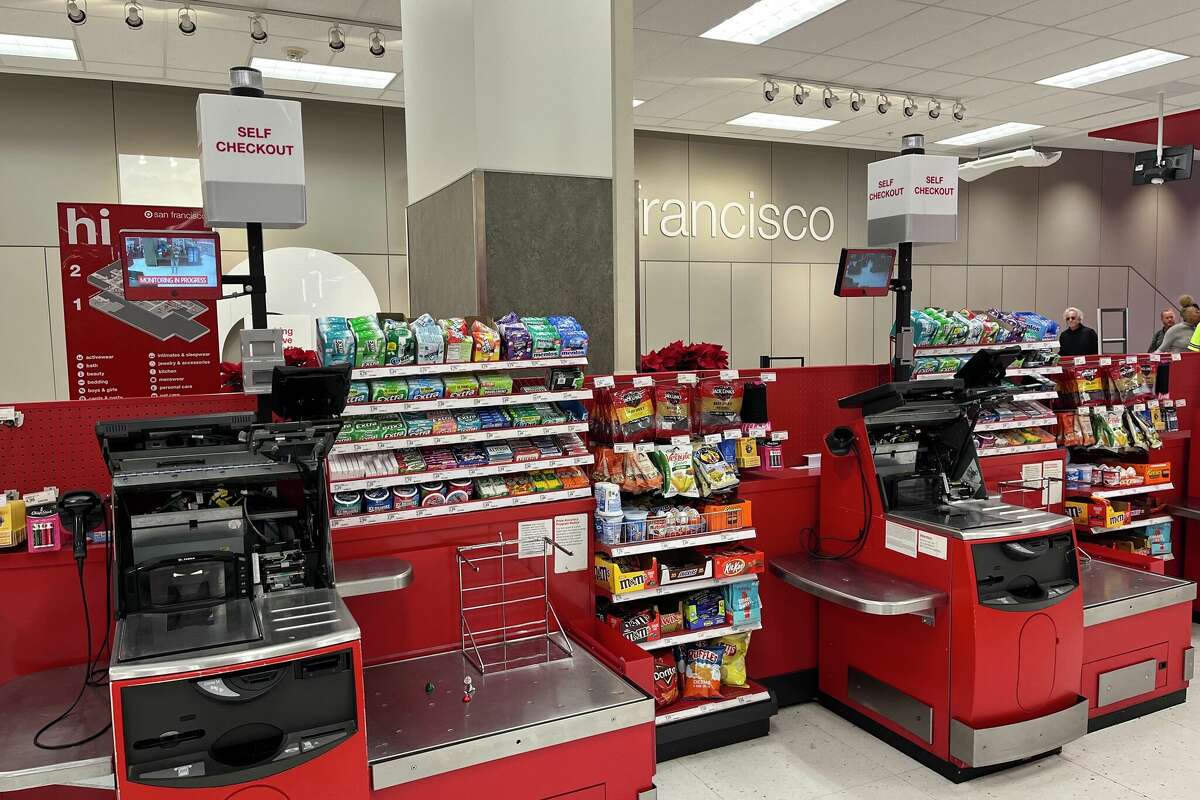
[1059,307,1098,356]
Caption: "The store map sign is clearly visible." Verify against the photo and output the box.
[196,93,306,228]
[640,192,835,242]
[866,153,958,246]
[57,202,220,400]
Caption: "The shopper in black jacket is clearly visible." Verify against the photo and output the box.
[1059,307,1098,356]
[1149,307,1177,352]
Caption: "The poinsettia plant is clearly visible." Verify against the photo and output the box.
[639,340,729,372]
[219,347,320,392]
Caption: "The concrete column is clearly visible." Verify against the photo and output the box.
[401,0,623,372]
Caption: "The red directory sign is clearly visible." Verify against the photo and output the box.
[57,202,222,399]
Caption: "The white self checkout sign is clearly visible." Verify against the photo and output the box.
[196,93,306,228]
[866,153,958,246]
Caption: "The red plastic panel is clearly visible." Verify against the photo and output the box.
[1017,614,1058,711]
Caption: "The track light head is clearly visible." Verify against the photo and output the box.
[792,83,809,106]
[876,94,891,115]
[763,79,779,102]
[902,96,916,117]
[66,0,86,25]
[178,6,197,36]
[249,14,267,43]
[124,2,143,29]
[328,24,346,52]
[927,99,941,120]
[822,86,837,109]
[849,90,863,112]
[369,29,386,58]
[952,101,966,122]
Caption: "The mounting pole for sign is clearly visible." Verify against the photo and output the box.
[890,134,924,382]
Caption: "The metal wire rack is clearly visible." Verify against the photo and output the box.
[456,533,574,674]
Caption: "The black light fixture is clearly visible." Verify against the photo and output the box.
[368,29,385,57]
[928,99,941,120]
[66,0,86,25]
[124,1,143,29]
[250,14,267,44]
[328,24,346,52]
[953,101,966,121]
[876,93,891,115]
[822,86,837,109]
[849,90,863,112]
[762,79,779,102]
[178,5,197,36]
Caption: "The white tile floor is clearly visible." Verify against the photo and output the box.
[656,624,1199,800]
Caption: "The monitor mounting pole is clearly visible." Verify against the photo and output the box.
[890,134,924,382]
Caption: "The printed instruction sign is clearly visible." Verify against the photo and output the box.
[57,202,220,399]
[553,514,588,574]
[517,518,553,559]
[884,520,918,558]
[917,531,947,560]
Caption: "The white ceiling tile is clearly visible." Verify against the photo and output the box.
[633,115,672,126]
[989,38,1143,83]
[764,0,926,53]
[962,83,1063,115]
[634,0,664,15]
[634,0,753,37]
[659,119,719,130]
[838,7,985,61]
[940,29,1096,77]
[887,18,1040,70]
[633,84,737,118]
[1021,95,1145,126]
[87,61,166,79]
[353,0,405,29]
[166,26,252,71]
[900,70,976,93]
[1001,0,1125,26]
[786,54,875,81]
[1059,100,1163,130]
[938,0,1028,12]
[685,76,759,91]
[637,36,751,83]
[940,76,1024,100]
[1059,0,1199,36]
[634,79,679,101]
[633,28,689,73]
[0,5,77,37]
[1113,9,1200,46]
[74,15,165,67]
[1161,34,1200,57]
[676,90,783,122]
[838,63,923,87]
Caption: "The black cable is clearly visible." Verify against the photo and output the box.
[806,440,873,560]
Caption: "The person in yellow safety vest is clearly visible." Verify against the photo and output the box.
[1189,322,1200,352]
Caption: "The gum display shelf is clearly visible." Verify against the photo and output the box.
[656,680,773,726]
[637,621,761,651]
[977,441,1058,457]
[975,416,1057,432]
[329,421,589,455]
[1066,482,1175,500]
[351,356,588,379]
[1011,388,1059,402]
[328,487,591,529]
[328,454,594,492]
[341,388,593,416]
[600,574,758,604]
[596,528,757,558]
[914,365,1062,381]
[1079,515,1173,535]
[914,340,1059,357]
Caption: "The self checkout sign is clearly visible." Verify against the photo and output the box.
[196,93,306,228]
[866,153,958,246]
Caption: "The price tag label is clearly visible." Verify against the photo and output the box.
[1099,357,1112,366]
[594,375,615,389]
[759,372,777,383]
[613,442,634,453]
[1149,399,1160,408]
[1073,356,1086,366]
[747,425,767,438]
[704,434,722,444]
[1177,398,1187,407]
[632,375,654,388]
[635,442,655,453]
[771,430,790,441]
[1134,403,1146,412]
[1125,355,1138,364]
[677,373,698,385]
[1112,405,1124,413]
[721,429,740,440]
[719,370,739,381]
[1172,352,1182,362]
[670,435,690,446]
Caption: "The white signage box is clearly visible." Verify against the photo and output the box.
[196,93,306,228]
[866,153,958,246]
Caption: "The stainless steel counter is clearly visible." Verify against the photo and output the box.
[0,665,114,792]
[110,587,361,681]
[365,636,653,790]
[891,500,1072,541]
[770,553,945,620]
[337,556,413,598]
[1081,558,1196,627]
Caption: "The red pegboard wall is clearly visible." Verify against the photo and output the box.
[0,394,255,496]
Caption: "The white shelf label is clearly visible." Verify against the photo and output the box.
[614,442,634,453]
[1073,356,1086,366]
[746,425,767,438]
[677,373,698,385]
[671,435,691,446]
[759,372,777,383]
[1134,403,1147,412]
[771,430,790,441]
[1125,356,1138,364]
[635,442,655,453]
[1172,352,1182,362]
[719,370,739,381]
[632,375,654,388]
[1149,399,1159,408]
[722,429,741,440]
[704,434,722,444]
[1099,357,1112,366]
[1177,398,1187,407]
[594,375,615,389]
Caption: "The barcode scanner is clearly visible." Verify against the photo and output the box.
[59,491,104,562]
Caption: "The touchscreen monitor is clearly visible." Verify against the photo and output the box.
[119,229,222,300]
[834,248,895,297]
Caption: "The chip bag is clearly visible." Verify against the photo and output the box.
[653,652,680,708]
[682,644,723,699]
[716,632,750,689]
[653,444,698,498]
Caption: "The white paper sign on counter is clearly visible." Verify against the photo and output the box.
[517,518,553,559]
[884,520,918,558]
[917,531,947,560]
[553,514,588,573]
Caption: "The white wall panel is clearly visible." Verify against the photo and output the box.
[643,261,691,351]
[389,256,411,315]
[966,265,1003,310]
[43,248,67,401]
[1035,266,1071,322]
[1,248,56,401]
[771,264,811,362]
[731,263,772,370]
[338,254,390,313]
[1066,266,1100,323]
[689,262,732,355]
[1098,267,1129,310]
[929,265,967,310]
[873,294,893,365]
[808,264,847,366]
[1002,265,1037,310]
[911,264,932,310]
[1127,270,1156,354]
[846,290,875,365]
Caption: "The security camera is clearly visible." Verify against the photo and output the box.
[953,102,966,122]
[822,86,837,109]
[903,96,916,117]
[763,80,779,102]
[793,84,809,106]
[876,94,891,115]
[928,100,941,120]
[849,90,863,112]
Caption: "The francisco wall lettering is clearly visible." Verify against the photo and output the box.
[640,192,835,242]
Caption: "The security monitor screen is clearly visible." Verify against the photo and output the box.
[120,230,222,300]
[834,248,895,297]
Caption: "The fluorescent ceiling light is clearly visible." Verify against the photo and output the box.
[701,0,848,45]
[0,33,78,60]
[1037,48,1187,89]
[250,57,396,89]
[728,111,838,132]
[633,98,645,107]
[936,122,1043,147]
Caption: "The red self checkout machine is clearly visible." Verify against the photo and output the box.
[773,349,1195,781]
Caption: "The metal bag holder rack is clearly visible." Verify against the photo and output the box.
[456,534,574,674]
